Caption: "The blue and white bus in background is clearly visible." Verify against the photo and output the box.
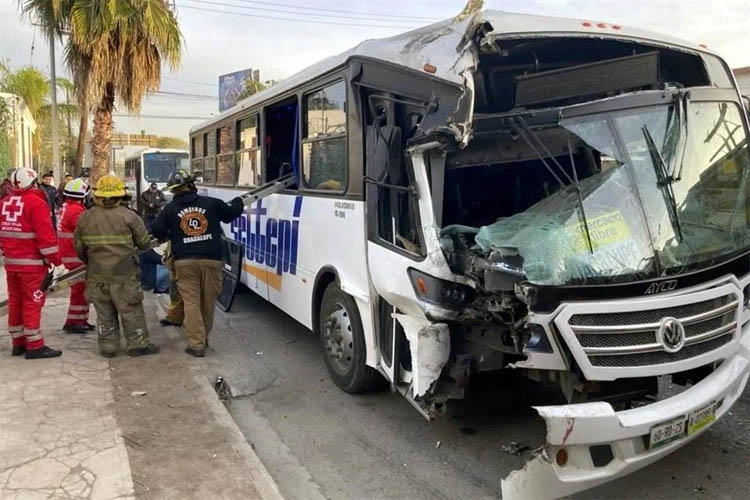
[123,148,189,201]
[189,9,750,498]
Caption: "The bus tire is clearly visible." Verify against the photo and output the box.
[319,282,380,393]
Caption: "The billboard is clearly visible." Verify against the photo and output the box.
[219,68,254,112]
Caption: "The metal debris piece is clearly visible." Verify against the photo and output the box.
[500,441,531,456]
[214,376,231,400]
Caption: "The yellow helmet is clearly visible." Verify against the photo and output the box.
[94,175,126,198]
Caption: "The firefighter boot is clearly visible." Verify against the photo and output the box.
[128,343,160,357]
[25,345,62,359]
[12,345,26,356]
[185,346,205,358]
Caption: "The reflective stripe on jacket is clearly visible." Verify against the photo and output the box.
[0,188,61,271]
[74,204,151,283]
[58,200,86,268]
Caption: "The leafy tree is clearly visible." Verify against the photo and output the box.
[155,136,188,150]
[20,0,183,185]
[0,96,12,174]
[0,61,50,119]
[237,78,281,101]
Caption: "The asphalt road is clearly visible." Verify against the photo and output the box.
[199,288,750,500]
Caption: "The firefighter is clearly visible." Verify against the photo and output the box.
[74,175,159,358]
[159,242,184,327]
[58,178,94,334]
[0,167,63,359]
[139,182,166,230]
[151,169,243,357]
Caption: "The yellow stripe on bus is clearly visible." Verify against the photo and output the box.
[244,263,282,291]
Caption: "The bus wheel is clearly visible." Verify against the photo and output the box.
[319,282,380,393]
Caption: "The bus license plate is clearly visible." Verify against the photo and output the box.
[687,400,721,435]
[649,416,686,449]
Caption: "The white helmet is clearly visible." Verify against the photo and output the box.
[63,177,90,199]
[13,167,38,190]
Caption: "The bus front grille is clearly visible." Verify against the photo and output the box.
[555,285,741,377]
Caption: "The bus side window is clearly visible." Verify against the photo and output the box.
[191,134,204,182]
[264,97,298,186]
[365,96,424,255]
[203,131,217,185]
[301,81,347,191]
[216,124,234,185]
[236,114,261,187]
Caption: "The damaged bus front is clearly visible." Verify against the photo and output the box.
[383,14,750,499]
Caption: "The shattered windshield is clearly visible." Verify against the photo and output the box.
[473,101,750,285]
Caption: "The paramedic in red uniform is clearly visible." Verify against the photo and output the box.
[57,178,93,334]
[0,167,63,359]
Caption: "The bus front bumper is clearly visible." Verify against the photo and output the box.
[501,323,750,499]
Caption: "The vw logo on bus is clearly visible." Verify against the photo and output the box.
[657,317,686,353]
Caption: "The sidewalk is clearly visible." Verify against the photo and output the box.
[0,267,283,500]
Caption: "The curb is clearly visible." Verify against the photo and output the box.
[156,297,284,500]
[188,360,284,500]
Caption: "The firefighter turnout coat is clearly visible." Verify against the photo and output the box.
[73,203,152,283]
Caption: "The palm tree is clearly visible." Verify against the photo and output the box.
[20,0,183,184]
[0,61,51,119]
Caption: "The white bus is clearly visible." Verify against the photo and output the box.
[189,10,750,498]
[123,148,189,201]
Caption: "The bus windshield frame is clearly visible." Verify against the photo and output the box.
[143,152,190,183]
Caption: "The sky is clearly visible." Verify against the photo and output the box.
[1,0,749,141]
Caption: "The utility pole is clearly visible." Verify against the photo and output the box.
[48,31,60,180]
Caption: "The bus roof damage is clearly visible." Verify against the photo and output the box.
[384,10,750,500]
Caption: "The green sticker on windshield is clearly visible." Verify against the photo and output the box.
[566,210,631,253]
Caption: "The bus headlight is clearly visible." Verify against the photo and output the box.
[524,324,553,353]
[408,268,473,309]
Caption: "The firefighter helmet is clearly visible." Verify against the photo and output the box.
[94,175,126,198]
[63,178,90,199]
[13,167,38,189]
[165,168,196,191]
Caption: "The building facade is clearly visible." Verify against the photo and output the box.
[0,92,38,169]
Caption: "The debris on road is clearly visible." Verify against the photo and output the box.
[500,441,530,456]
[131,391,147,397]
[214,376,231,400]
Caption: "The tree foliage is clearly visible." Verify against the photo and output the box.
[0,61,50,119]
[238,78,281,101]
[0,96,12,174]
[155,136,187,150]
[20,0,184,184]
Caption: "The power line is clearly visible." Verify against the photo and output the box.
[152,90,217,99]
[163,75,218,87]
[209,0,441,21]
[175,4,420,29]
[184,0,422,24]
[113,114,211,120]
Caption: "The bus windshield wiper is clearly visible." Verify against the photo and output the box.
[512,116,594,253]
[642,125,683,242]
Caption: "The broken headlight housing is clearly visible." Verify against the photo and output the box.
[408,268,474,310]
[523,323,553,353]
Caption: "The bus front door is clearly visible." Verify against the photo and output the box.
[365,124,426,391]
